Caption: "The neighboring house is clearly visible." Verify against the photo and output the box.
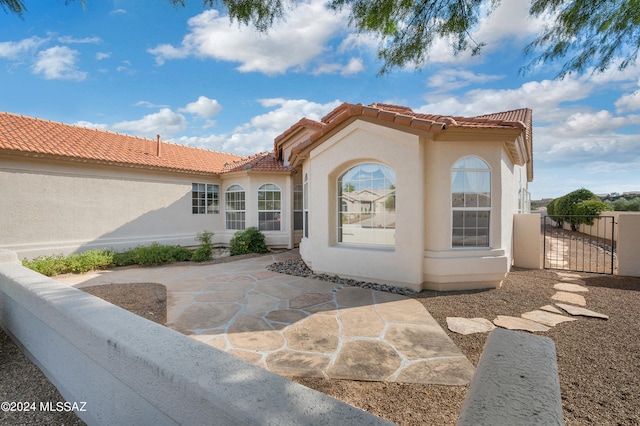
[0,102,532,291]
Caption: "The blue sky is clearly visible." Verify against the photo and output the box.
[1,0,638,199]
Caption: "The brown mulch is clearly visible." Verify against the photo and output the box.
[1,268,639,425]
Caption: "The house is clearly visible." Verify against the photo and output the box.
[0,102,532,291]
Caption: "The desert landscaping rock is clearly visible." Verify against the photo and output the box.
[554,282,589,292]
[521,310,577,327]
[556,303,609,319]
[446,317,495,335]
[493,315,550,332]
[556,272,584,279]
[552,291,587,306]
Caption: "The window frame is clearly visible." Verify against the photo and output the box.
[192,183,219,215]
[303,173,309,238]
[257,183,282,231]
[451,156,491,248]
[225,184,246,230]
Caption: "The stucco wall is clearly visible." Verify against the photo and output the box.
[0,157,223,258]
[616,212,640,277]
[301,121,425,290]
[0,250,391,425]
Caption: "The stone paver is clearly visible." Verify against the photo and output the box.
[540,305,563,314]
[552,291,587,306]
[493,315,550,332]
[446,317,495,335]
[521,310,577,327]
[556,303,609,319]
[60,251,474,385]
[554,283,589,292]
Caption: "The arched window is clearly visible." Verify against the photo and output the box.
[293,184,303,230]
[258,184,281,231]
[451,156,491,247]
[225,184,245,230]
[338,163,396,246]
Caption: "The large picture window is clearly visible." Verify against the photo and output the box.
[258,183,281,231]
[225,184,246,230]
[451,156,491,247]
[192,183,219,214]
[338,163,396,246]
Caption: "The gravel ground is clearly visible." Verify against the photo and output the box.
[2,261,638,425]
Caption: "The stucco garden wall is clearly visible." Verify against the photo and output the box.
[300,121,426,291]
[0,158,223,258]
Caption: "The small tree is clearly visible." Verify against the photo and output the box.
[549,188,610,231]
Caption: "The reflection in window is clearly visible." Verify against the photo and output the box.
[258,183,281,231]
[293,185,303,230]
[338,163,396,246]
[225,184,245,230]
[303,174,309,238]
[452,156,491,247]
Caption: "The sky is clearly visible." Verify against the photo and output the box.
[1,0,639,200]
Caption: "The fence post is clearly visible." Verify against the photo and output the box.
[513,214,542,269]
[616,213,640,277]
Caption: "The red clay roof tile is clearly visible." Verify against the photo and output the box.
[0,112,245,175]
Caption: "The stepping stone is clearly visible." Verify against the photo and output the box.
[554,283,588,292]
[556,303,609,320]
[556,272,583,279]
[540,305,563,314]
[521,310,577,327]
[493,315,550,332]
[551,291,586,306]
[446,317,496,335]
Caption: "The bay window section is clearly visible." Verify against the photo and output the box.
[451,156,491,247]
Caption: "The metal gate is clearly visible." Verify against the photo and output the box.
[542,215,615,274]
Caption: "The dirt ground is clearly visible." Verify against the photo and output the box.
[2,267,639,425]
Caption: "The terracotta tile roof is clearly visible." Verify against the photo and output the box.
[273,117,325,155]
[221,152,293,173]
[0,112,245,174]
[281,102,533,180]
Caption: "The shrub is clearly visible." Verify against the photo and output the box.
[127,243,192,266]
[573,199,613,225]
[22,249,114,276]
[229,227,268,256]
[192,230,214,262]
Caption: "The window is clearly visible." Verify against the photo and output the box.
[293,184,303,230]
[303,174,309,238]
[192,183,219,214]
[451,156,491,247]
[258,183,281,231]
[225,184,245,230]
[338,163,396,246]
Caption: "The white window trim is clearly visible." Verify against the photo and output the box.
[257,183,282,232]
[225,184,246,230]
[192,183,219,215]
[451,156,492,248]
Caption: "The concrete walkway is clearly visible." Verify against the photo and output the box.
[57,251,474,385]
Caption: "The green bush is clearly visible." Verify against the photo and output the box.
[229,227,268,256]
[128,243,192,266]
[22,249,114,277]
[573,199,613,225]
[192,230,214,262]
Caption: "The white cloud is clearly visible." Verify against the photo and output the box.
[74,121,109,130]
[96,52,111,60]
[110,9,126,15]
[31,46,87,81]
[615,89,640,113]
[148,0,349,74]
[426,69,504,91]
[112,108,188,137]
[179,96,222,118]
[0,36,47,60]
[58,36,102,44]
[312,57,364,75]
[175,98,341,155]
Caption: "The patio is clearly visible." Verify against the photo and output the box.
[57,251,475,385]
